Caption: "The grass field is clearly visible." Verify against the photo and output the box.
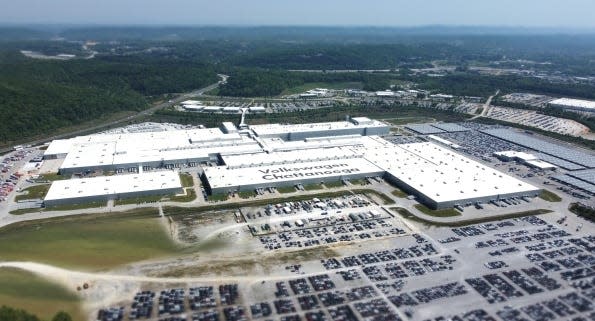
[9,208,43,215]
[0,208,181,270]
[46,201,107,211]
[114,194,163,206]
[39,172,70,181]
[349,179,365,185]
[208,193,229,202]
[280,82,363,96]
[238,191,255,199]
[0,268,84,321]
[539,190,562,202]
[179,173,194,188]
[351,189,395,205]
[391,189,408,198]
[323,181,345,188]
[14,184,50,201]
[304,183,324,191]
[414,204,461,217]
[393,207,552,227]
[277,186,297,194]
[169,189,197,202]
[384,117,437,125]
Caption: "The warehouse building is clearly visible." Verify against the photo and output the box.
[203,134,540,209]
[548,98,595,113]
[44,171,182,207]
[44,117,539,209]
[250,117,389,141]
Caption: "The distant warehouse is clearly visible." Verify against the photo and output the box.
[548,98,595,113]
[44,171,182,207]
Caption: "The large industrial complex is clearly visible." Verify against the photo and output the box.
[42,117,540,209]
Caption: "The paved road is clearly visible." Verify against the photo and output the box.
[0,74,227,154]
[470,89,499,120]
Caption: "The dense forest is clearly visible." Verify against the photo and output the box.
[2,26,595,144]
[218,69,395,97]
[417,74,595,99]
[0,51,218,143]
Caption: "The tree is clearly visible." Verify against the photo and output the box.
[0,305,41,321]
[51,311,72,321]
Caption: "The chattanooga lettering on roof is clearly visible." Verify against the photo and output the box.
[259,163,360,180]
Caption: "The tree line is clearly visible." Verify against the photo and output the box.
[0,51,218,145]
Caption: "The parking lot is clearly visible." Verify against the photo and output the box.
[91,199,592,321]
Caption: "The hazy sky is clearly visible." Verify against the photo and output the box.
[2,0,595,28]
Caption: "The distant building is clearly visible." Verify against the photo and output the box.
[548,98,595,113]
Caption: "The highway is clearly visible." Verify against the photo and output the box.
[0,74,227,154]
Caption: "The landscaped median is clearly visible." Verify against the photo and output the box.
[413,204,461,217]
[14,184,50,202]
[392,207,553,227]
[538,189,562,202]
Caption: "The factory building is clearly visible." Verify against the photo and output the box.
[548,98,595,113]
[43,171,182,207]
[250,117,389,141]
[44,117,539,209]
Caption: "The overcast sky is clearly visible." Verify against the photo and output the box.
[2,0,595,28]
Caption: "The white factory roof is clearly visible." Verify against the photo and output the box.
[205,157,384,190]
[494,151,537,161]
[44,171,181,202]
[249,106,266,112]
[427,135,461,149]
[549,98,595,110]
[183,104,204,111]
[47,127,258,171]
[375,90,395,96]
[250,118,385,136]
[209,134,538,205]
[525,160,557,170]
[181,100,201,105]
[221,146,363,169]
[364,141,539,203]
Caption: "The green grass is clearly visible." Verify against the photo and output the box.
[0,268,84,321]
[394,207,552,227]
[169,189,197,202]
[208,193,229,202]
[351,189,395,205]
[0,208,180,269]
[391,189,408,198]
[538,190,562,202]
[384,117,436,125]
[238,191,255,199]
[414,204,461,217]
[14,184,50,201]
[9,208,43,215]
[204,87,220,96]
[350,179,366,185]
[277,186,297,194]
[179,173,194,188]
[39,172,69,181]
[114,194,163,206]
[280,82,363,96]
[46,201,107,211]
[304,183,324,191]
[323,181,345,188]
